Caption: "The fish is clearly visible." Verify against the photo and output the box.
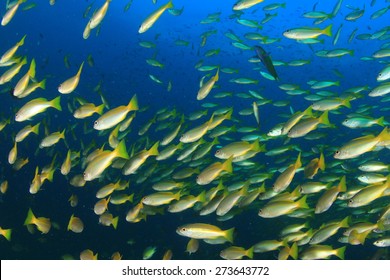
[24,208,51,234]
[89,0,111,29]
[233,0,264,10]
[196,156,233,185]
[1,0,26,26]
[283,24,333,40]
[94,95,138,130]
[13,59,36,97]
[15,96,62,122]
[315,176,347,214]
[273,152,302,193]
[139,0,173,33]
[197,68,219,100]
[176,223,234,243]
[288,111,331,138]
[67,215,84,233]
[122,141,159,175]
[84,140,129,181]
[220,246,254,260]
[58,62,84,94]
[254,46,279,81]
[348,179,389,208]
[301,245,346,260]
[259,195,309,218]
[334,127,390,159]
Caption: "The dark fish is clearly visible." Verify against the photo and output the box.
[254,46,279,81]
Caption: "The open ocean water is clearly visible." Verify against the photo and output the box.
[0,0,389,260]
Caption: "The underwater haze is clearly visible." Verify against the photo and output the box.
[0,0,389,260]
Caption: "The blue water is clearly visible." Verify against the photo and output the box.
[0,0,389,260]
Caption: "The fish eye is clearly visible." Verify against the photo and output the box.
[335,151,340,154]
[259,209,263,213]
[94,121,98,126]
[349,199,353,203]
[378,73,382,77]
[216,150,220,154]
[181,228,186,232]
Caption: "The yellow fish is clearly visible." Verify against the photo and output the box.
[233,0,264,11]
[139,0,173,33]
[15,96,62,122]
[1,0,27,26]
[89,0,111,29]
[197,68,219,100]
[94,95,138,130]
[58,62,84,94]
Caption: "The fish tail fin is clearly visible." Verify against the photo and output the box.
[111,216,119,230]
[376,219,385,231]
[224,108,233,120]
[258,182,266,193]
[18,35,27,46]
[197,190,206,203]
[323,24,333,37]
[222,156,234,173]
[303,105,313,117]
[128,193,134,203]
[335,246,346,260]
[319,152,326,171]
[295,152,302,169]
[32,122,40,135]
[342,97,351,108]
[96,103,105,115]
[24,208,36,225]
[50,96,62,111]
[29,59,36,79]
[224,227,235,243]
[319,110,331,126]
[352,229,370,245]
[246,246,254,259]
[60,128,66,139]
[167,0,174,9]
[67,215,74,231]
[211,137,220,145]
[2,228,12,241]
[77,61,85,76]
[39,79,46,90]
[127,94,139,111]
[46,168,55,182]
[114,140,129,159]
[297,195,309,209]
[20,56,27,65]
[214,67,220,81]
[339,216,350,228]
[376,127,390,142]
[290,242,298,260]
[251,138,261,152]
[148,141,160,156]
[338,175,347,192]
[376,116,385,127]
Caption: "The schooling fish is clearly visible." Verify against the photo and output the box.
[254,46,279,81]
